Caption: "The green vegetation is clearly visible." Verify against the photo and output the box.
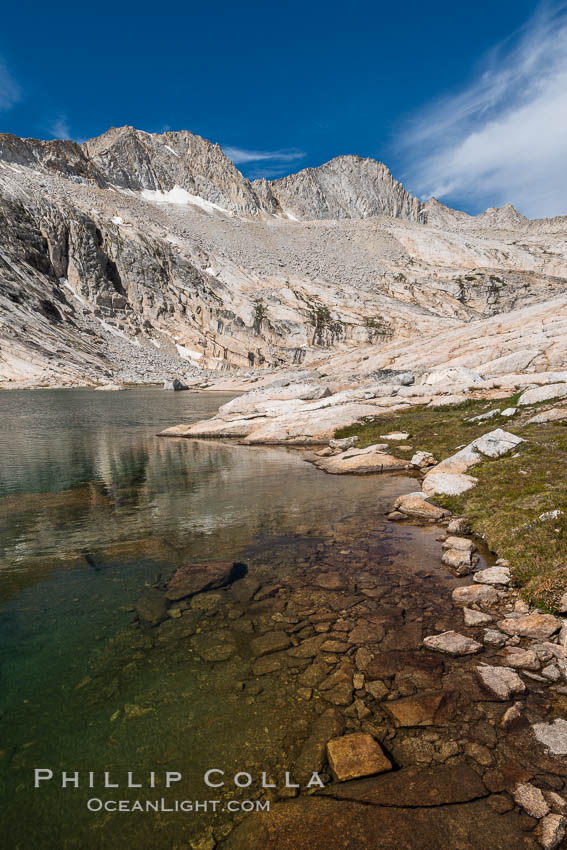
[363,316,394,343]
[307,304,343,345]
[252,298,268,332]
[336,394,567,612]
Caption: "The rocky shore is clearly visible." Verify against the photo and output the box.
[150,369,567,848]
[128,499,567,849]
[158,368,567,445]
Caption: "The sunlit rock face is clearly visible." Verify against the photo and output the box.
[1,125,567,387]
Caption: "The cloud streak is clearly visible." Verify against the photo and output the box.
[48,115,71,139]
[222,145,305,165]
[400,2,567,218]
[0,59,21,112]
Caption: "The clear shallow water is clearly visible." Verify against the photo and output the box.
[0,389,390,592]
[0,388,423,848]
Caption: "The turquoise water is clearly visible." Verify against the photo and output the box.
[0,388,420,848]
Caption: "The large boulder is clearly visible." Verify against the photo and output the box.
[432,446,481,475]
[432,429,523,477]
[519,383,567,406]
[163,378,189,390]
[319,764,487,806]
[218,383,331,415]
[314,444,412,475]
[385,691,446,726]
[532,719,567,756]
[471,429,524,458]
[423,367,483,386]
[165,561,247,600]
[475,665,526,700]
[411,451,437,468]
[497,613,561,640]
[452,585,499,607]
[422,472,478,497]
[442,549,473,571]
[393,491,450,520]
[474,567,511,586]
[423,631,483,656]
[527,407,567,425]
[135,588,168,626]
[326,733,392,781]
[442,536,474,552]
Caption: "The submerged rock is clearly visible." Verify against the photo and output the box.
[532,719,567,756]
[385,691,446,727]
[463,608,492,626]
[319,764,487,807]
[475,665,526,700]
[535,814,567,850]
[166,561,247,600]
[501,647,540,670]
[423,631,483,656]
[224,795,531,849]
[326,733,392,781]
[513,783,550,819]
[135,588,168,626]
[154,616,196,644]
[292,707,344,784]
[250,631,291,656]
[190,630,236,662]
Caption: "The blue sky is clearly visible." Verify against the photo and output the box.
[1,0,566,216]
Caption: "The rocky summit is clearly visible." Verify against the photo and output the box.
[1,125,567,388]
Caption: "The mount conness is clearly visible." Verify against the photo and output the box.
[1,125,566,387]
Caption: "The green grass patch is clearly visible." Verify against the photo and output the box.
[336,395,567,612]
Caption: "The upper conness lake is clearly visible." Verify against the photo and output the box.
[0,388,462,848]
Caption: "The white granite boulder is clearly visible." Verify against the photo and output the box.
[422,472,478,497]
[423,631,483,656]
[475,665,526,700]
[519,383,567,406]
[473,567,511,586]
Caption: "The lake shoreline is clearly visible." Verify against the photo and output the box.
[2,388,566,849]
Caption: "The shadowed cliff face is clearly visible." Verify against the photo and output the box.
[0,126,566,387]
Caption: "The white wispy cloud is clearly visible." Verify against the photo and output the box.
[399,1,567,218]
[0,58,21,112]
[48,115,71,139]
[222,145,305,165]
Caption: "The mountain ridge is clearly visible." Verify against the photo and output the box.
[0,125,566,388]
[2,125,557,225]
